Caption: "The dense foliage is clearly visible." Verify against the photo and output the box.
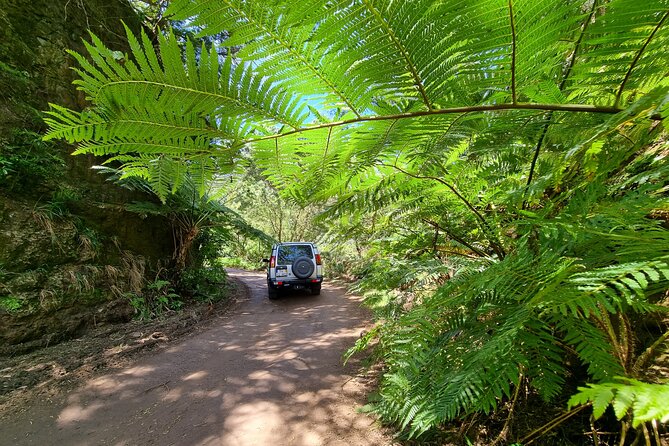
[45,0,669,443]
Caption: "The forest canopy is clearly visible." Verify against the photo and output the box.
[45,0,669,443]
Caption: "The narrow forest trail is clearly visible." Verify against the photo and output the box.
[0,270,390,446]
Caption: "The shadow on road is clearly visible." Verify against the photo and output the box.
[2,269,388,446]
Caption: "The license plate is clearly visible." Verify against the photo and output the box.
[276,270,287,277]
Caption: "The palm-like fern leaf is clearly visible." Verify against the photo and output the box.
[45,0,669,201]
[44,0,669,438]
[569,378,669,427]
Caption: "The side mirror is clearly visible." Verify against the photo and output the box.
[262,258,270,263]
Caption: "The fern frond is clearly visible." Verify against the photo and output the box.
[556,316,625,381]
[47,0,669,199]
[44,104,232,145]
[553,258,669,317]
[569,378,669,427]
[65,24,306,136]
[568,0,669,106]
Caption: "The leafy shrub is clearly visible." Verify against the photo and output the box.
[179,266,229,302]
[127,279,183,320]
[351,256,454,320]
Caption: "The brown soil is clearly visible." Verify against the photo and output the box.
[0,278,241,411]
[0,269,393,445]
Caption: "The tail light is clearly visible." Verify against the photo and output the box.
[315,254,322,265]
[270,256,276,268]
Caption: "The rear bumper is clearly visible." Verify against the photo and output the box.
[269,277,322,288]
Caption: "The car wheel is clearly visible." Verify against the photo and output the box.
[311,285,321,296]
[292,256,315,279]
[268,283,279,300]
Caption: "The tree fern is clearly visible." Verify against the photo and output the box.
[46,0,662,198]
[44,0,669,440]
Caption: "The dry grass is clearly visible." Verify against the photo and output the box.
[77,234,97,260]
[121,251,146,294]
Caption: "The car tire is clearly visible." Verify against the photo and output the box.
[292,256,315,279]
[268,282,279,300]
[311,285,321,296]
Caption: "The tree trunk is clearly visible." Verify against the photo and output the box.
[174,226,200,272]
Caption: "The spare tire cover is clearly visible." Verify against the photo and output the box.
[292,256,315,279]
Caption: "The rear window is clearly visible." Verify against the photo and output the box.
[277,245,313,265]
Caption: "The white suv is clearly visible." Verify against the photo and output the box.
[263,242,323,299]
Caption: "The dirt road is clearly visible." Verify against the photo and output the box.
[0,270,390,446]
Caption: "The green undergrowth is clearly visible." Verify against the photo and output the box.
[0,295,23,313]
[218,256,263,271]
[179,265,230,302]
[0,129,65,192]
[126,279,183,320]
[125,266,231,321]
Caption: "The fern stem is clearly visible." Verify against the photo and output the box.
[434,247,480,259]
[594,310,626,369]
[615,10,669,108]
[590,415,601,446]
[652,420,661,446]
[619,420,628,446]
[641,422,651,446]
[632,329,669,376]
[319,126,333,184]
[560,0,600,92]
[421,219,489,258]
[244,102,622,145]
[360,0,432,110]
[508,0,517,104]
[241,103,621,149]
[274,138,285,187]
[618,313,632,371]
[523,0,599,209]
[388,164,506,258]
[97,80,300,129]
[520,404,590,445]
[492,371,523,446]
[522,113,550,210]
